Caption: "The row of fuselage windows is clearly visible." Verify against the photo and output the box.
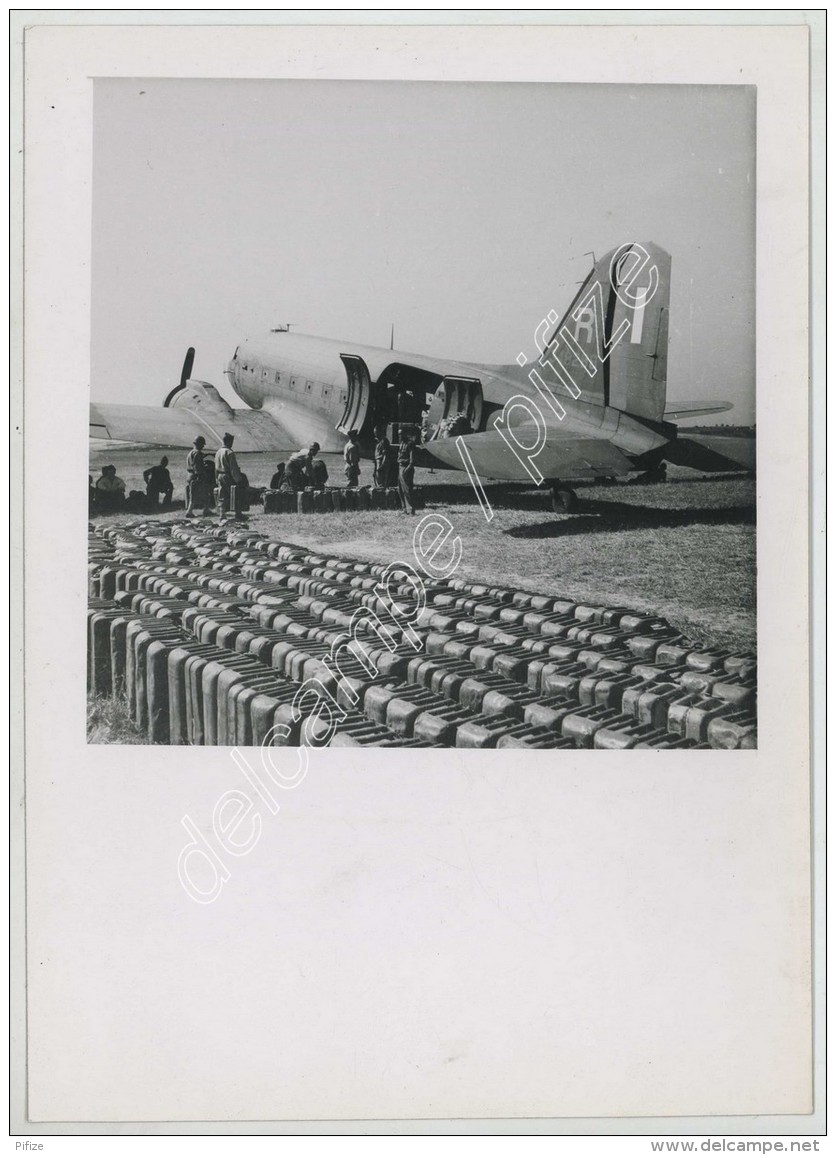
[238,361,347,406]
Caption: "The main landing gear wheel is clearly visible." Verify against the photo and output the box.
[630,464,668,485]
[550,485,577,514]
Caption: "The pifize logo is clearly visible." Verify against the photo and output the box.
[177,241,661,904]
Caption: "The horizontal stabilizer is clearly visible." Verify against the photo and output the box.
[664,434,755,473]
[89,402,296,451]
[664,400,734,420]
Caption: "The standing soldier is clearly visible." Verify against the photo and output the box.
[214,431,243,519]
[343,430,361,488]
[373,424,391,488]
[185,436,211,517]
[397,426,418,515]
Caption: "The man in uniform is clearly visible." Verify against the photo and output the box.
[185,436,212,517]
[286,441,322,486]
[343,430,361,488]
[310,457,329,488]
[143,456,174,508]
[279,458,304,493]
[373,425,391,488]
[94,464,127,511]
[397,426,418,515]
[214,432,244,519]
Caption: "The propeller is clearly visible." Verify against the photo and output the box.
[163,347,196,407]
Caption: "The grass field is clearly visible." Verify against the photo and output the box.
[87,694,148,744]
[90,446,756,650]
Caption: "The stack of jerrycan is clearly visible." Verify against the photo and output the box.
[88,519,757,749]
[213,484,247,517]
[262,486,409,514]
[366,487,401,510]
[262,491,297,514]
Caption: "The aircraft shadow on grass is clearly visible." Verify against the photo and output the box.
[421,471,752,505]
[504,497,756,539]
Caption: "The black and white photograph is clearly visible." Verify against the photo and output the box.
[87,79,758,751]
[17,15,818,1137]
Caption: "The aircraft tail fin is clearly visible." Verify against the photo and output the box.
[535,242,671,423]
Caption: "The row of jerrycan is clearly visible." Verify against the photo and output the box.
[262,486,411,514]
[88,586,755,749]
[87,522,757,748]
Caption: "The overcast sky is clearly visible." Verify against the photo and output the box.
[92,79,755,422]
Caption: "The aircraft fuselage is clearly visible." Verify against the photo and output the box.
[224,329,672,478]
[92,242,754,482]
[226,329,507,454]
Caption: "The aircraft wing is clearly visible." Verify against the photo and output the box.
[424,427,633,481]
[664,434,755,473]
[89,402,297,451]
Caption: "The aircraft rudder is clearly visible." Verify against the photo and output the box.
[606,241,672,423]
[532,241,671,418]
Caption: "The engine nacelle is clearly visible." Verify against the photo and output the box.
[167,380,235,418]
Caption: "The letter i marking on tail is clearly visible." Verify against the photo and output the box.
[631,285,648,344]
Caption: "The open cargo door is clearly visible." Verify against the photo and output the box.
[426,375,484,436]
[337,354,373,436]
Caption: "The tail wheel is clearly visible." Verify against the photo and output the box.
[551,486,577,514]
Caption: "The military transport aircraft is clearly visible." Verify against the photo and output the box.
[89,242,755,511]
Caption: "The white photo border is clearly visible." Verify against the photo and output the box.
[13,9,824,1138]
